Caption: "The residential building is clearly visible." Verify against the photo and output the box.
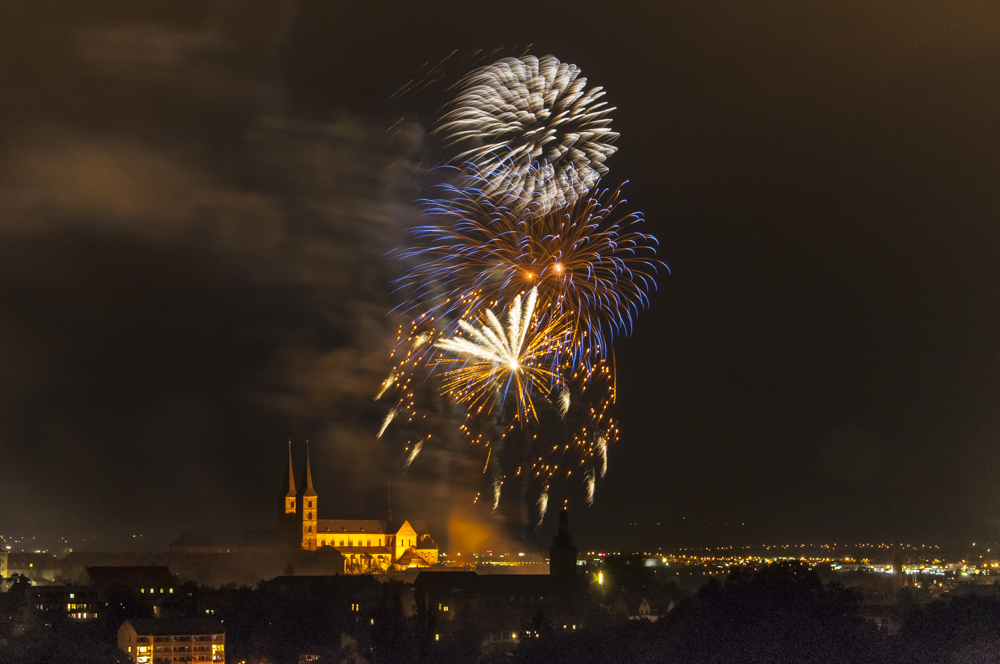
[118,617,224,664]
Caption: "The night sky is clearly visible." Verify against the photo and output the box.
[1,0,998,553]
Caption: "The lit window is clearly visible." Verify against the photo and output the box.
[69,593,74,599]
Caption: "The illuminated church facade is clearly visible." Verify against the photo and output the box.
[279,443,439,573]
[170,444,438,575]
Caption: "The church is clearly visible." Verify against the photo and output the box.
[279,442,439,572]
[171,443,438,575]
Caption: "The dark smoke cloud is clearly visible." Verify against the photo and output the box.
[0,9,487,550]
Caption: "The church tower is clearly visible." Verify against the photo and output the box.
[297,441,318,551]
[279,441,299,546]
[549,508,578,576]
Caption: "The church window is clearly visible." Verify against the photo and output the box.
[367,539,371,547]
[308,512,313,520]
[307,526,312,533]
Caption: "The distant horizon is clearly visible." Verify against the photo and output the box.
[4,526,996,560]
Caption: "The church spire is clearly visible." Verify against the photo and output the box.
[279,440,298,544]
[300,440,317,497]
[283,440,296,498]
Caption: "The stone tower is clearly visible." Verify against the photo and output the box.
[279,441,299,546]
[297,442,318,551]
[549,508,578,576]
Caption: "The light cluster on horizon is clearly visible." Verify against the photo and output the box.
[378,54,662,522]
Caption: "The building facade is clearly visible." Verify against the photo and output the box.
[28,566,176,623]
[164,443,439,576]
[119,618,224,664]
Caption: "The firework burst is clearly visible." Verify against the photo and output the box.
[439,55,617,213]
[435,287,570,422]
[395,169,661,371]
[377,53,662,522]
[527,354,618,486]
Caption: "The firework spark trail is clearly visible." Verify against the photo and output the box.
[377,405,400,439]
[413,332,430,349]
[435,287,570,422]
[585,469,595,505]
[493,475,503,512]
[439,55,617,214]
[597,433,608,477]
[537,490,549,527]
[375,373,396,400]
[403,437,425,471]
[558,389,571,418]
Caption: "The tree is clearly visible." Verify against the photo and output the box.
[662,561,887,664]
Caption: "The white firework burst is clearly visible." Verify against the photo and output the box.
[440,54,618,214]
[585,468,596,505]
[435,287,567,422]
